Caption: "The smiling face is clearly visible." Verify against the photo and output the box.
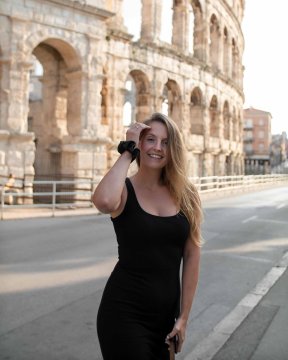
[139,121,169,170]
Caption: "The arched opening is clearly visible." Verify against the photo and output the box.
[232,38,239,82]
[232,106,237,141]
[209,95,219,137]
[28,39,82,181]
[191,0,204,59]
[160,0,173,43]
[123,101,133,127]
[123,0,141,40]
[190,87,204,135]
[188,4,194,54]
[123,74,136,127]
[129,70,151,122]
[123,70,151,126]
[161,86,169,116]
[225,154,232,175]
[223,27,229,75]
[223,101,230,140]
[209,14,220,70]
[162,80,182,125]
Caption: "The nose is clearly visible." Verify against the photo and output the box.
[154,140,162,151]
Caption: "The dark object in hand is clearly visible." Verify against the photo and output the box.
[117,141,140,162]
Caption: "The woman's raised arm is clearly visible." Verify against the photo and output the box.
[92,122,150,214]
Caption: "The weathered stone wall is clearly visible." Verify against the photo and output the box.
[0,0,245,197]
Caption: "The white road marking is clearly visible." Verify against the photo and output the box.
[242,215,257,224]
[276,203,286,209]
[254,218,288,225]
[184,252,288,360]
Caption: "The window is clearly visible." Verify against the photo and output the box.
[247,130,253,138]
[258,130,264,138]
[245,143,253,151]
[245,119,253,128]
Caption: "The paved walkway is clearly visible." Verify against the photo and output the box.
[1,187,288,359]
[185,251,288,360]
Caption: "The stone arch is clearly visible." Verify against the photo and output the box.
[123,74,136,127]
[24,32,83,71]
[232,106,237,141]
[223,100,230,139]
[190,86,204,135]
[191,0,204,60]
[29,38,82,179]
[237,109,243,142]
[122,70,151,126]
[209,14,220,70]
[162,79,182,125]
[129,69,151,122]
[234,0,244,20]
[223,26,230,75]
[160,0,173,43]
[209,95,219,137]
[232,38,239,82]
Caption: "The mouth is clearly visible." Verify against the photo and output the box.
[148,153,164,159]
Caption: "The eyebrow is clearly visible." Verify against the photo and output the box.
[146,132,168,141]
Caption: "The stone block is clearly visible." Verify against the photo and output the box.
[9,166,24,178]
[0,166,9,179]
[77,152,93,170]
[7,150,22,167]
[24,150,35,166]
[0,151,6,165]
[0,2,12,15]
[93,152,107,171]
[11,4,33,19]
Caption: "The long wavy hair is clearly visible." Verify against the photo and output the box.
[136,113,203,247]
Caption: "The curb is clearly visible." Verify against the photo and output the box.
[184,251,288,360]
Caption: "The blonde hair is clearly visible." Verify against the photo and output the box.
[137,113,203,247]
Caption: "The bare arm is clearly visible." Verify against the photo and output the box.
[91,123,150,214]
[91,151,132,214]
[180,239,200,323]
[166,238,200,352]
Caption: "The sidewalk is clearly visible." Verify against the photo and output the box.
[0,186,272,221]
[0,205,99,220]
[185,251,288,360]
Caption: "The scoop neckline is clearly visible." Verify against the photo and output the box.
[127,178,181,219]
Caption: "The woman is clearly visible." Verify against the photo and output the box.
[92,113,202,360]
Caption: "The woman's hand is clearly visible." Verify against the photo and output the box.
[126,122,150,145]
[165,317,187,353]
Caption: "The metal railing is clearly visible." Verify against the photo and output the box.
[1,174,287,219]
[190,174,287,192]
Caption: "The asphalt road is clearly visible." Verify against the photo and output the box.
[0,186,287,360]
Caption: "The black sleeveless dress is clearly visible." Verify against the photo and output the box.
[97,178,190,360]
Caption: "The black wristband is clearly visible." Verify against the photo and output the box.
[117,141,140,162]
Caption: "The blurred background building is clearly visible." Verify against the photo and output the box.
[243,107,272,174]
[0,0,245,199]
[270,132,288,174]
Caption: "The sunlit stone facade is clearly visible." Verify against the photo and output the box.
[0,0,245,196]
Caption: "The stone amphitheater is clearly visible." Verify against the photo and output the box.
[0,0,245,196]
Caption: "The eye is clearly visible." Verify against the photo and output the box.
[147,137,155,142]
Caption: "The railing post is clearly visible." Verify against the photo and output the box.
[52,182,56,217]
